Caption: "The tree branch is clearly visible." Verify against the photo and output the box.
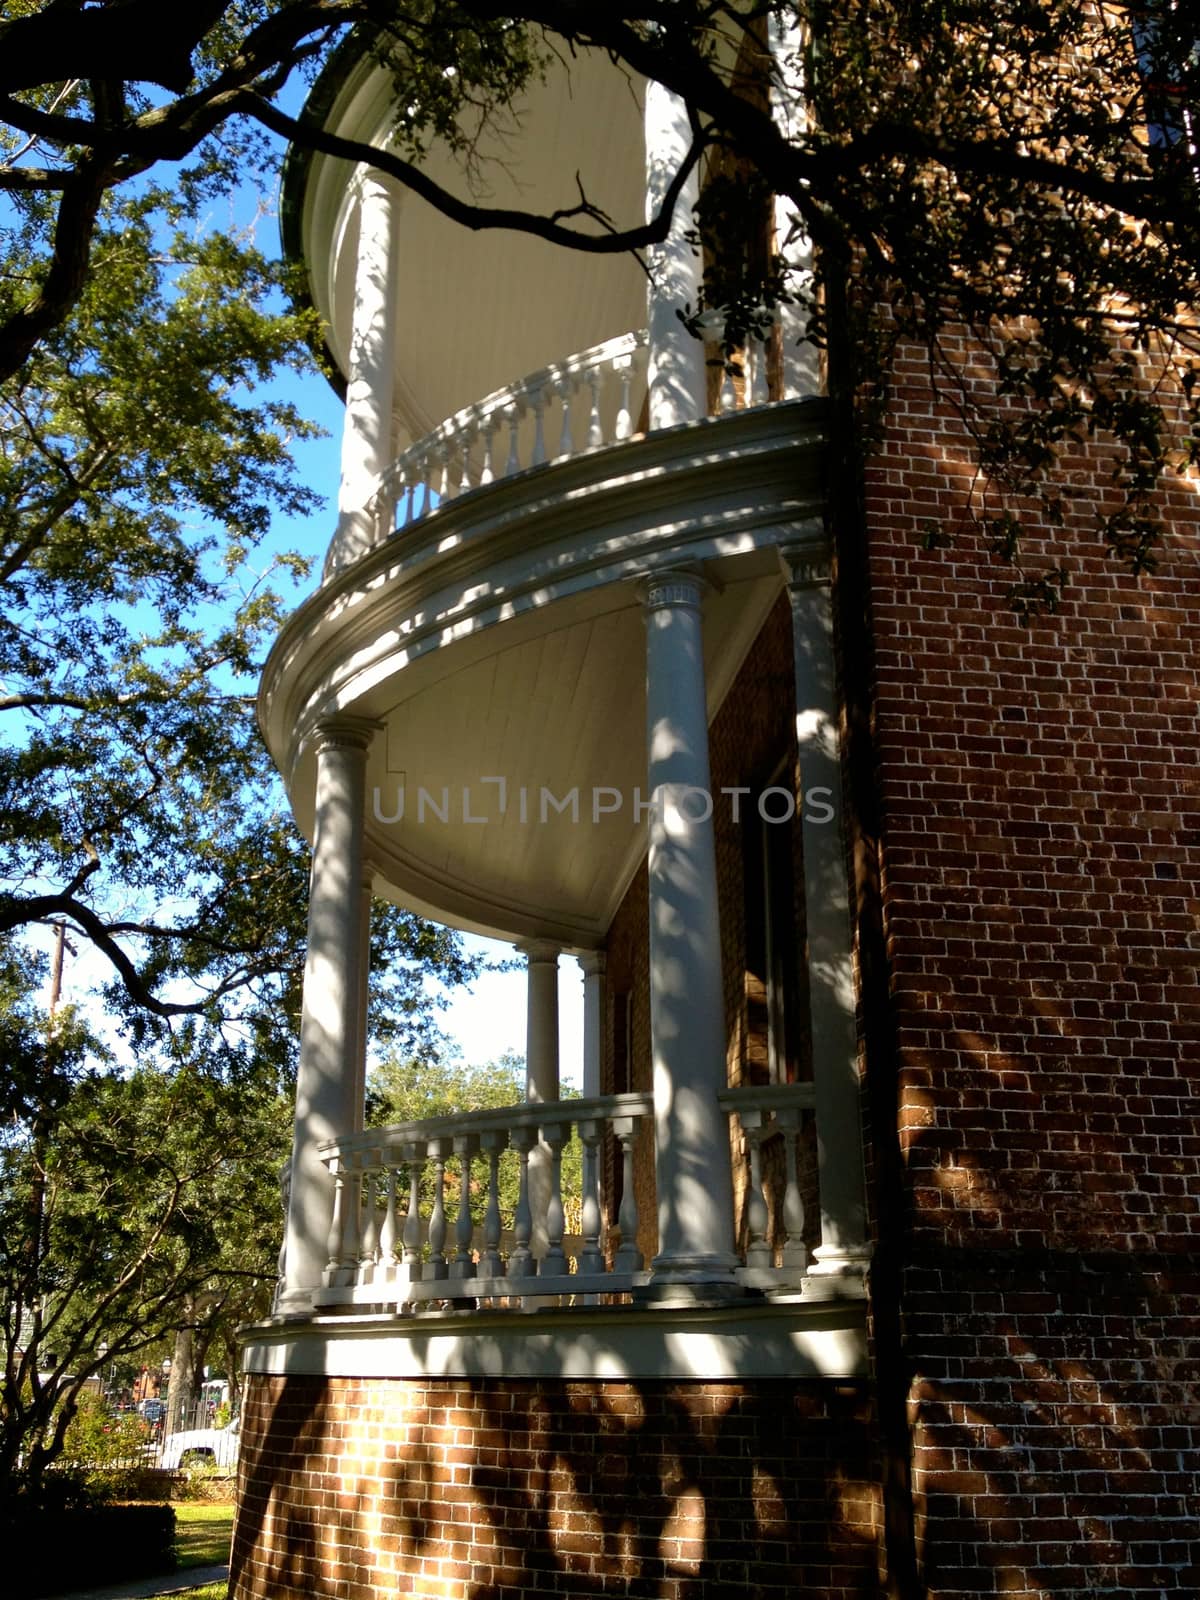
[0,0,231,95]
[243,91,704,254]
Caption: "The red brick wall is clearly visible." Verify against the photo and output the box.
[231,1374,882,1600]
[863,336,1200,1596]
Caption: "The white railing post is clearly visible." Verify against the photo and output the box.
[323,1161,347,1287]
[541,1117,570,1274]
[613,1115,643,1272]
[739,1111,772,1270]
[531,386,548,466]
[401,1142,424,1282]
[478,1128,506,1278]
[339,1156,362,1283]
[508,1125,537,1277]
[479,417,496,485]
[586,369,604,448]
[577,1116,606,1275]
[379,1166,399,1283]
[426,1136,449,1279]
[557,375,576,457]
[505,403,522,476]
[775,1102,808,1272]
[359,1163,380,1284]
[451,1133,479,1279]
[614,354,635,441]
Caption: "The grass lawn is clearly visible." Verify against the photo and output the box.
[166,1585,227,1600]
[174,1501,236,1569]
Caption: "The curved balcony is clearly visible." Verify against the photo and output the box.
[261,342,827,949]
[324,328,778,580]
[307,1083,820,1314]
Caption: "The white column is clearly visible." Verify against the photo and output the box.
[779,541,869,1287]
[768,12,819,398]
[331,171,398,572]
[279,718,375,1309]
[351,864,373,1136]
[642,571,740,1293]
[519,938,560,1260]
[578,951,606,1101]
[645,81,707,429]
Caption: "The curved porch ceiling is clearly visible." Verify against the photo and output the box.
[315,561,785,948]
[293,42,649,444]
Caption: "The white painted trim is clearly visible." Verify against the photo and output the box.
[241,1301,868,1382]
[261,401,827,775]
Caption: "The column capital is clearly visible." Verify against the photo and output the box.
[778,537,831,592]
[577,949,607,979]
[516,938,561,966]
[639,567,709,614]
[302,714,381,761]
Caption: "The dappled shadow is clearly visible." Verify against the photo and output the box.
[230,1362,882,1600]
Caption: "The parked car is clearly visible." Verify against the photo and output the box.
[137,1398,166,1425]
[160,1412,240,1470]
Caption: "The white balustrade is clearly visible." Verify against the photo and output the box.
[314,1093,654,1311]
[309,1081,821,1312]
[323,324,783,576]
[718,1083,816,1291]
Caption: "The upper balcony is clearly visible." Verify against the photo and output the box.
[266,35,824,949]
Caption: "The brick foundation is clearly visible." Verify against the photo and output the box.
[231,1374,883,1600]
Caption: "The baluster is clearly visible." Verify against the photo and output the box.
[720,364,738,413]
[427,1137,449,1279]
[613,1116,643,1271]
[741,1112,772,1269]
[339,1156,362,1281]
[508,1125,537,1277]
[481,1131,505,1283]
[613,354,634,441]
[541,1119,569,1274]
[378,1164,399,1284]
[531,386,548,466]
[358,1165,381,1284]
[436,446,451,504]
[750,335,769,408]
[775,1104,808,1272]
[478,1129,506,1278]
[577,1118,605,1275]
[458,429,474,495]
[586,370,604,448]
[323,1160,347,1285]
[479,416,497,484]
[505,404,522,475]
[450,1133,479,1280]
[402,1142,424,1281]
[556,376,576,458]
[417,451,433,519]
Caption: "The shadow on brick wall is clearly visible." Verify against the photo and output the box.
[230,1368,883,1600]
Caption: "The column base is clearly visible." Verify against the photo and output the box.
[635,1277,757,1310]
[644,1251,745,1305]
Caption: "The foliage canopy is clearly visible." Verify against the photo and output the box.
[1,3,1196,608]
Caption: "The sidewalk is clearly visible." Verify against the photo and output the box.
[43,1564,229,1600]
